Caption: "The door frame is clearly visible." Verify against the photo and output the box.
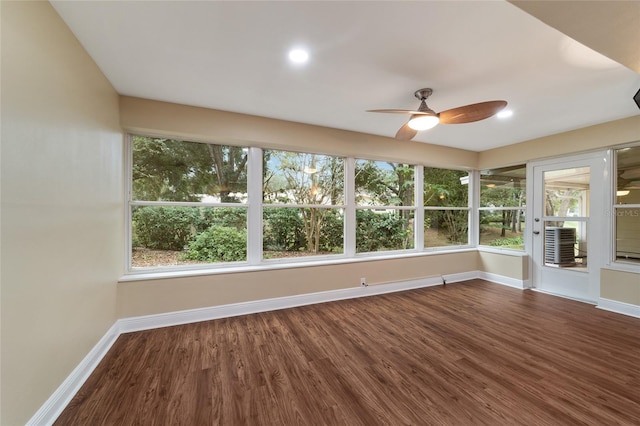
[527,151,610,303]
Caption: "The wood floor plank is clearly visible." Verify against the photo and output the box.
[54,280,640,425]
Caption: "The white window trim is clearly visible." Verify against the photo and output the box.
[125,134,484,278]
[609,144,640,271]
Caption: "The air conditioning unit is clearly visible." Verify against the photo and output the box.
[545,227,576,265]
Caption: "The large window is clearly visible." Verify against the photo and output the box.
[479,165,526,250]
[355,160,415,253]
[130,136,248,269]
[424,168,470,248]
[614,146,640,264]
[127,134,478,272]
[263,150,344,259]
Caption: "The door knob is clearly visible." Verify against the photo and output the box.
[533,231,540,235]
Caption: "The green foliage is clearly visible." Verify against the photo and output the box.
[355,160,414,206]
[263,151,344,253]
[183,226,247,262]
[133,206,198,251]
[197,208,247,232]
[489,236,524,248]
[263,208,344,253]
[424,168,469,207]
[425,210,468,245]
[263,208,306,251]
[356,210,411,252]
[318,209,344,252]
[263,151,344,205]
[132,135,247,202]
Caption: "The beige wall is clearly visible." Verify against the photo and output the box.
[479,115,640,309]
[1,1,638,423]
[1,2,123,424]
[118,252,479,317]
[600,269,640,305]
[478,251,529,281]
[116,97,485,318]
[120,96,478,169]
[119,92,640,318]
[478,115,640,169]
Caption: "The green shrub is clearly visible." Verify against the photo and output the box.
[356,210,408,252]
[197,207,247,232]
[133,206,198,251]
[489,236,524,247]
[183,225,247,262]
[263,208,306,251]
[319,209,344,252]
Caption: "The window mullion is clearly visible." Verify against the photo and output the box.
[470,170,479,247]
[345,157,356,257]
[125,134,134,271]
[415,165,424,250]
[247,147,263,265]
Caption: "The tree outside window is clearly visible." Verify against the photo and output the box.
[130,135,249,268]
[479,165,526,250]
[424,168,470,248]
[263,150,344,258]
[355,160,415,253]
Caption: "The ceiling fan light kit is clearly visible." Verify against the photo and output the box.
[367,88,507,141]
[408,114,439,130]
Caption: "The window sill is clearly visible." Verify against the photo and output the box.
[603,261,640,274]
[119,247,477,283]
[477,246,527,256]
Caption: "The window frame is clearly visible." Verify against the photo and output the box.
[354,158,418,255]
[124,133,478,276]
[262,148,347,263]
[126,134,252,272]
[612,144,640,268]
[477,165,527,252]
[423,167,472,250]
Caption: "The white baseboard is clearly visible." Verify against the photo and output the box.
[29,271,526,425]
[597,298,640,318]
[26,323,121,426]
[441,271,478,284]
[118,275,445,333]
[477,271,528,289]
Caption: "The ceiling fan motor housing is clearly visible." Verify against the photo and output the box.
[414,88,433,101]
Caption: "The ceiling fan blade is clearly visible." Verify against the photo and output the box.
[438,101,507,124]
[367,109,420,114]
[395,122,418,141]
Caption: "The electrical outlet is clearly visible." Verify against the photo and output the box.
[360,277,367,287]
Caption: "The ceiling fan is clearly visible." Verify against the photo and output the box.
[367,88,507,141]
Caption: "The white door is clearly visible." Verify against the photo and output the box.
[530,153,607,302]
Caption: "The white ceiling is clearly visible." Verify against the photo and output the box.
[51,0,640,152]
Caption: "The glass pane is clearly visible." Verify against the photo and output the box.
[263,207,344,259]
[263,150,344,205]
[132,135,248,203]
[424,168,469,207]
[424,210,468,248]
[131,206,247,268]
[355,160,414,206]
[543,222,587,269]
[616,146,640,204]
[479,209,525,249]
[480,165,526,208]
[543,167,590,218]
[615,208,640,263]
[356,209,414,252]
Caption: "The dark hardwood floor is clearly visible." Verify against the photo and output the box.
[55,280,640,425]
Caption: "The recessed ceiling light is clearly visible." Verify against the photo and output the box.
[497,109,513,119]
[288,48,309,64]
